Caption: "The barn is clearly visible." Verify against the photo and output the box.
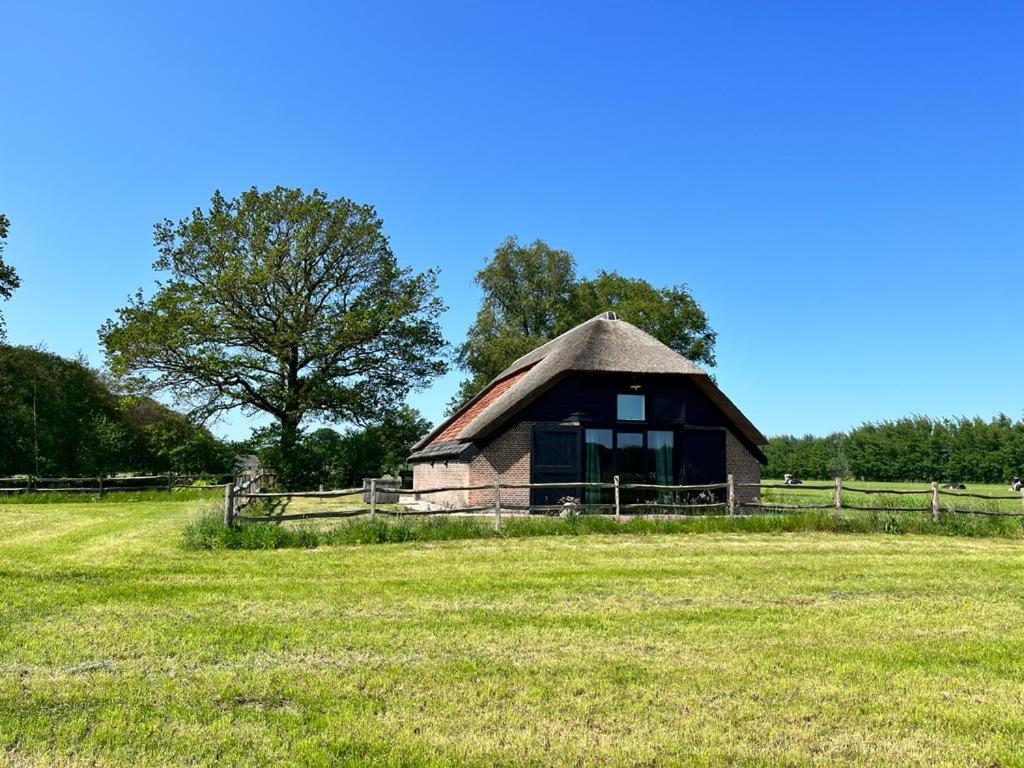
[409,312,766,509]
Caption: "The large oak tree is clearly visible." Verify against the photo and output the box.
[101,187,447,486]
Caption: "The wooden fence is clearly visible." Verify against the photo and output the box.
[738,479,1024,521]
[1,472,237,496]
[223,474,1024,528]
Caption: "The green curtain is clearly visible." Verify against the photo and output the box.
[585,430,612,505]
[648,431,674,503]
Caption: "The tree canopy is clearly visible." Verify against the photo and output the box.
[764,415,1024,483]
[559,271,717,367]
[450,236,717,412]
[452,236,576,408]
[0,214,21,340]
[250,406,431,489]
[0,345,233,476]
[100,187,447,486]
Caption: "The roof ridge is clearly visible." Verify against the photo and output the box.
[411,311,761,455]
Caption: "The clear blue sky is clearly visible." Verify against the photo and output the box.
[2,1,1021,441]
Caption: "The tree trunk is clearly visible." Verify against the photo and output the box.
[277,416,304,490]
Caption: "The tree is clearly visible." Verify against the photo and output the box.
[450,237,718,412]
[0,345,143,476]
[559,271,717,367]
[121,395,233,474]
[0,214,21,340]
[0,345,233,476]
[100,187,447,487]
[332,407,432,487]
[765,414,1024,483]
[451,236,576,410]
[249,406,432,489]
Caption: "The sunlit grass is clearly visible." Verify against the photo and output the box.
[1,497,1023,766]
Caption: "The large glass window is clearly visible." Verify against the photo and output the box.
[584,429,613,505]
[648,430,674,503]
[617,394,645,421]
[616,431,644,503]
[681,428,726,484]
[681,428,727,504]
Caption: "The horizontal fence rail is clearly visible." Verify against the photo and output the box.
[739,478,1024,521]
[226,474,1024,528]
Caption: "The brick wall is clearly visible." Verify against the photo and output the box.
[726,429,762,505]
[411,422,533,509]
[468,421,534,508]
[411,461,470,509]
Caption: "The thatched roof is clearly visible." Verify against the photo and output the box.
[411,312,766,458]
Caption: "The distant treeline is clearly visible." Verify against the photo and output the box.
[0,345,432,484]
[765,415,1024,484]
[0,345,236,477]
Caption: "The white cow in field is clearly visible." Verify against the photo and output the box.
[1011,477,1024,492]
[783,474,803,486]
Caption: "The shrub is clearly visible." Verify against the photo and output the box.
[182,508,1024,551]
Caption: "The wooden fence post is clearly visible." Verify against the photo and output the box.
[97,476,103,498]
[833,477,842,516]
[727,474,735,516]
[370,478,377,521]
[223,483,235,527]
[1020,488,1024,514]
[931,481,940,522]
[613,475,620,518]
[494,476,502,532]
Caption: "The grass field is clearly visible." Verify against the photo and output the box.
[2,497,1024,767]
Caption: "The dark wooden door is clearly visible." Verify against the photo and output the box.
[530,425,580,507]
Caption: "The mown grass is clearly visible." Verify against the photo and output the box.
[2,498,1024,766]
[0,487,223,505]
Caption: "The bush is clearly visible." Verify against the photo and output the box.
[182,507,1024,551]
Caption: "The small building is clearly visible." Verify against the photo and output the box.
[409,312,766,509]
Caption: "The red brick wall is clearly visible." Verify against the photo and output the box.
[411,422,533,510]
[468,421,534,508]
[411,461,470,508]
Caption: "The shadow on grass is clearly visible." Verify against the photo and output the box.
[182,507,1024,550]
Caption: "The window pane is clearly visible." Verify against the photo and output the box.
[652,395,683,423]
[647,431,674,503]
[617,394,645,421]
[681,428,727,505]
[584,429,613,505]
[616,431,644,503]
[681,429,726,484]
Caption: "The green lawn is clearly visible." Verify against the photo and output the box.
[2,499,1024,767]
